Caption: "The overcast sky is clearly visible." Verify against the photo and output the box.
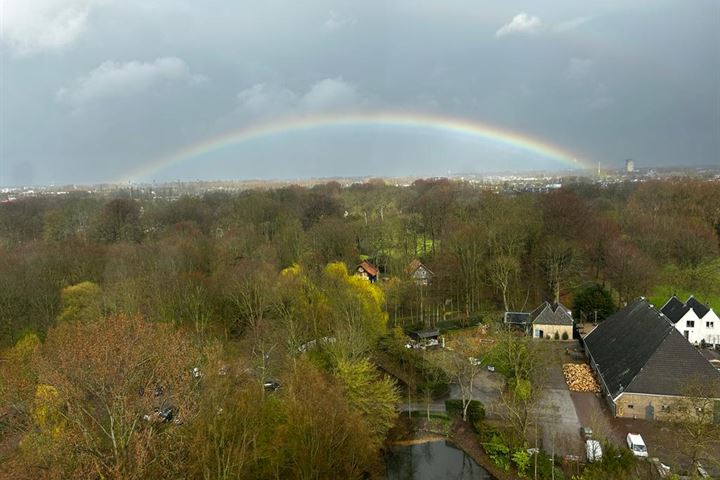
[1,0,718,185]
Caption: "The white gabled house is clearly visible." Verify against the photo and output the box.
[660,295,720,346]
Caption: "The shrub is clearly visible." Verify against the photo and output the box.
[511,449,531,477]
[445,399,463,416]
[580,441,636,478]
[444,399,485,428]
[554,331,560,340]
[561,331,569,340]
[484,434,510,470]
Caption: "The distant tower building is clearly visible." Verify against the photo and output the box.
[625,159,635,173]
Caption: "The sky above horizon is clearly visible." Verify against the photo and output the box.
[1,0,719,185]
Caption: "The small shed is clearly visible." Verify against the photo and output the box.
[409,329,440,341]
[503,312,532,331]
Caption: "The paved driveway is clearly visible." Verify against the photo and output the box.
[535,387,583,456]
[448,368,503,415]
[571,391,624,445]
[534,344,584,456]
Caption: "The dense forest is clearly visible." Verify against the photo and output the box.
[1,178,719,479]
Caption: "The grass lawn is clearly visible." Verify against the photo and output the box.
[647,260,720,309]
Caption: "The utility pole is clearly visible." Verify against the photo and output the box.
[551,430,555,480]
[534,421,538,480]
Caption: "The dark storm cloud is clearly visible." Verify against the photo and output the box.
[1,0,718,185]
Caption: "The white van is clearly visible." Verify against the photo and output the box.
[626,433,648,458]
[585,439,602,462]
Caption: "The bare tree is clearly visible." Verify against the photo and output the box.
[440,337,486,421]
[667,379,720,471]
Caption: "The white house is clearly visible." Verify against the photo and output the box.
[660,296,720,346]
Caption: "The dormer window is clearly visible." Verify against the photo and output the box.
[686,320,695,328]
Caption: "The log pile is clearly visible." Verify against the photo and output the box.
[562,363,601,393]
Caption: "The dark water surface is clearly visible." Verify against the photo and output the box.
[385,440,496,480]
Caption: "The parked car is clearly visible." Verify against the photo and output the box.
[626,433,648,458]
[580,426,593,439]
[486,365,495,372]
[585,439,602,462]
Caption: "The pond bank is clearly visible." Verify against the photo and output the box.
[450,420,518,480]
[385,414,506,480]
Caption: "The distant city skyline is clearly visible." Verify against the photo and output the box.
[2,0,718,185]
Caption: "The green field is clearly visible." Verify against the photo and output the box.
[647,260,720,310]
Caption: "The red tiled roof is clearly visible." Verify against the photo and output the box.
[358,260,378,277]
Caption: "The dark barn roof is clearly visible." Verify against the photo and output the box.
[584,298,720,399]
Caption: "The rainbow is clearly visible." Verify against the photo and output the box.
[120,111,591,182]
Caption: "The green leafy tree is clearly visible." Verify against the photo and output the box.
[323,262,388,352]
[334,357,400,447]
[573,284,615,322]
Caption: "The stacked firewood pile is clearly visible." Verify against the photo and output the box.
[562,363,601,393]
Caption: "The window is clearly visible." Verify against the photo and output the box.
[707,322,714,328]
[686,321,695,328]
[628,404,634,409]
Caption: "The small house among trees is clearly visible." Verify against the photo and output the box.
[355,260,379,283]
[405,259,434,286]
[503,301,574,339]
[660,295,720,347]
[583,297,720,421]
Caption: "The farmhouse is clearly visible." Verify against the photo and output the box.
[583,297,720,421]
[355,260,378,283]
[660,295,720,346]
[504,301,574,339]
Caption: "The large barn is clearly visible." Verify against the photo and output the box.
[583,298,720,421]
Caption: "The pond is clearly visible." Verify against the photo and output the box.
[385,440,496,480]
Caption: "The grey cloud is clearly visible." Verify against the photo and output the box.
[1,0,718,185]
[2,0,109,55]
[56,57,203,108]
[299,78,360,112]
[554,17,591,32]
[496,13,543,37]
[324,10,356,31]
[234,78,362,120]
[564,58,594,81]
